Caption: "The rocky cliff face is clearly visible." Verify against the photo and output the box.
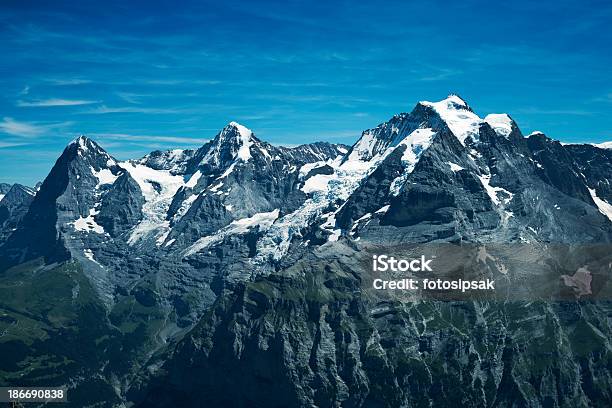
[0,183,35,240]
[136,243,612,408]
[1,96,611,407]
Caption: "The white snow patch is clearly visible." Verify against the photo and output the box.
[354,212,372,223]
[375,205,390,214]
[299,162,324,178]
[448,162,464,172]
[230,121,253,161]
[389,128,435,195]
[485,114,513,138]
[185,209,280,256]
[588,188,612,221]
[344,130,379,163]
[185,170,201,188]
[469,149,482,159]
[320,212,337,229]
[328,229,341,242]
[595,141,612,149]
[219,162,237,179]
[210,181,224,192]
[92,167,118,188]
[156,230,171,245]
[302,174,334,194]
[421,95,482,145]
[259,146,271,160]
[350,213,372,235]
[71,208,105,234]
[83,249,102,266]
[121,162,186,245]
[172,193,199,223]
[478,174,514,206]
[78,137,88,151]
[0,194,4,202]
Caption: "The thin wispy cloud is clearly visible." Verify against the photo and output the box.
[0,117,46,137]
[0,141,29,148]
[514,107,594,116]
[589,93,612,104]
[85,105,178,114]
[0,117,72,138]
[116,92,146,104]
[17,98,100,107]
[46,78,92,85]
[418,68,463,82]
[90,132,208,145]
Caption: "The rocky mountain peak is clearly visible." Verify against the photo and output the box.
[186,121,260,174]
[421,93,472,111]
[64,135,118,168]
[209,121,256,162]
[342,95,477,165]
[69,134,98,152]
[418,94,482,145]
[528,130,546,138]
[4,183,35,198]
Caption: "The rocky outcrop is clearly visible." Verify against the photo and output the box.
[97,172,145,236]
[0,183,35,240]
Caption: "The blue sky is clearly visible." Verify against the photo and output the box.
[1,0,611,186]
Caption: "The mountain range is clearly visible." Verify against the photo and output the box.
[1,95,612,407]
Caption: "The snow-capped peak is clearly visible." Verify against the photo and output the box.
[420,94,482,146]
[228,121,252,138]
[439,94,469,108]
[485,113,514,138]
[228,121,253,161]
[65,135,117,166]
[204,121,255,164]
[70,135,92,151]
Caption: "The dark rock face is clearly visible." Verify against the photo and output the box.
[135,244,612,408]
[136,148,195,174]
[1,99,612,407]
[0,184,35,239]
[282,141,349,163]
[526,133,594,204]
[96,172,145,236]
[565,143,612,202]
